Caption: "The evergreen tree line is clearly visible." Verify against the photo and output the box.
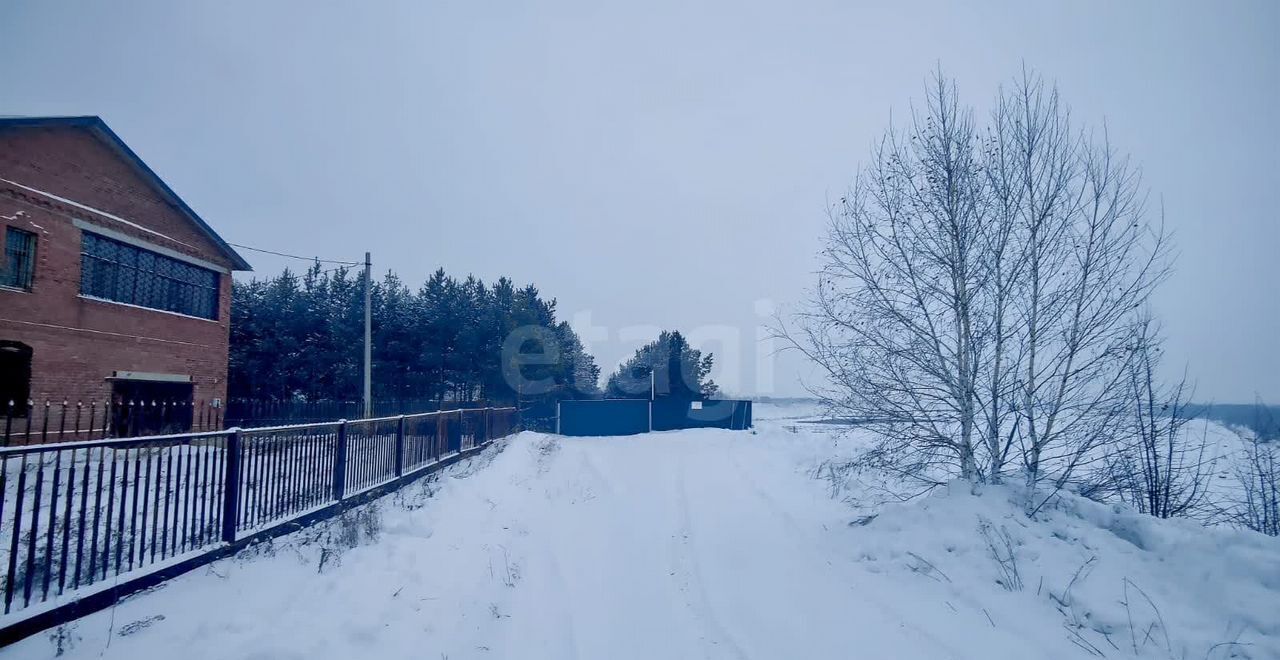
[229,263,603,418]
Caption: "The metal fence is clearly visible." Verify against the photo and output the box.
[3,399,224,446]
[0,406,517,629]
[556,399,753,436]
[557,400,651,436]
[222,398,488,428]
[652,399,753,432]
[1,398,499,447]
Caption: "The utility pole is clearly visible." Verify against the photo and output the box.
[648,370,655,433]
[363,251,372,418]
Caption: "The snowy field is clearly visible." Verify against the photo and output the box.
[3,405,1277,659]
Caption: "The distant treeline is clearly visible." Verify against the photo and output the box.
[1186,403,1279,440]
[229,263,602,415]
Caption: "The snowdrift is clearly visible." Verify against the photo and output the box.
[851,482,1279,659]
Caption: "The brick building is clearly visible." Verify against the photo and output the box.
[0,116,251,437]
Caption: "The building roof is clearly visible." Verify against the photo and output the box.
[0,115,252,271]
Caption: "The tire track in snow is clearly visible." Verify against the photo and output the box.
[671,456,753,660]
[724,446,813,543]
[536,543,583,660]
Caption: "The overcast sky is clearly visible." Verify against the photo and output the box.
[2,1,1276,401]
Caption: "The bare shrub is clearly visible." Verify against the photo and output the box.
[977,517,1022,591]
[316,503,383,573]
[48,623,79,657]
[1095,316,1215,519]
[1234,404,1279,536]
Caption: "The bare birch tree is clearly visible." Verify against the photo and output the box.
[992,71,1172,489]
[783,67,1171,490]
[785,71,994,483]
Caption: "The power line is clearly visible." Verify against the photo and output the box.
[227,242,361,265]
[231,243,373,415]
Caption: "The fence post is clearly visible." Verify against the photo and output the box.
[333,420,348,501]
[450,410,463,453]
[394,415,405,477]
[221,428,241,544]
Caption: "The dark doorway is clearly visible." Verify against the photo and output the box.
[110,379,194,436]
[0,341,32,418]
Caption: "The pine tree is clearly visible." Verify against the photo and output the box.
[229,262,602,424]
[604,331,717,400]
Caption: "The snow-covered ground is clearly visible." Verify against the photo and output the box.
[751,399,825,422]
[4,407,1277,659]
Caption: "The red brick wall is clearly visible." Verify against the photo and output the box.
[0,125,238,420]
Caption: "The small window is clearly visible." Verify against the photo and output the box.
[2,227,37,291]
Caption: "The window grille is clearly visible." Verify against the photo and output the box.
[2,227,36,291]
[80,231,220,319]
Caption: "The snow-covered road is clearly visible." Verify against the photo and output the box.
[8,423,1275,660]
[461,431,957,660]
[0,430,989,660]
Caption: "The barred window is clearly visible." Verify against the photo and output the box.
[2,227,37,291]
[80,232,220,320]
